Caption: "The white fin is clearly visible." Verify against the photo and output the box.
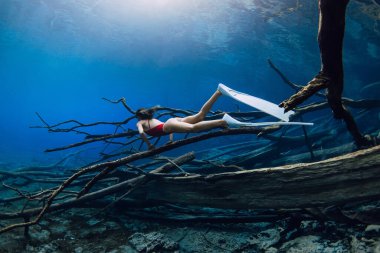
[218,83,295,122]
[222,114,313,128]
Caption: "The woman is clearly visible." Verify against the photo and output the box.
[136,90,227,150]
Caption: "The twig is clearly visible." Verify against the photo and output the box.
[154,157,188,174]
[267,59,325,98]
[2,182,31,199]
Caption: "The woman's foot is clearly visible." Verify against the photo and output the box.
[221,118,229,129]
[217,83,230,96]
[222,113,241,128]
[279,72,330,112]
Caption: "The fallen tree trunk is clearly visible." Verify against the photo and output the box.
[132,145,380,209]
[3,146,378,222]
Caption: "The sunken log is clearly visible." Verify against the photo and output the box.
[2,146,379,223]
[133,145,380,209]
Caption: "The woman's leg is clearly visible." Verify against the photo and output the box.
[181,90,222,124]
[164,118,226,133]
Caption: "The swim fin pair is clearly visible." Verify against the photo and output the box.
[217,83,313,128]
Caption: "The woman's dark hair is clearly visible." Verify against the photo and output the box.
[135,107,156,120]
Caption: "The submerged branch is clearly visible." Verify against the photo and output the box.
[0,152,195,223]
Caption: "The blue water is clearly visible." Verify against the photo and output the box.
[0,0,379,165]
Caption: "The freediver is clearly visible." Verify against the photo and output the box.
[136,89,227,150]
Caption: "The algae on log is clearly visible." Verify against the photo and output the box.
[132,145,380,209]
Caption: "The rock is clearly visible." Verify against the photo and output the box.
[279,236,348,253]
[30,228,51,243]
[94,225,108,234]
[300,220,320,232]
[107,246,137,253]
[178,228,250,252]
[350,236,373,253]
[280,236,321,253]
[39,220,50,226]
[63,231,76,241]
[265,247,278,253]
[366,224,380,233]
[25,245,35,252]
[77,224,107,239]
[128,232,179,252]
[24,242,58,253]
[0,234,24,253]
[218,238,227,244]
[74,247,83,253]
[114,245,138,253]
[104,221,120,230]
[247,228,281,250]
[49,223,67,235]
[86,218,102,226]
[116,217,149,232]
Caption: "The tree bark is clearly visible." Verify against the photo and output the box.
[132,145,380,209]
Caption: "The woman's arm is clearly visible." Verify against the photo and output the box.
[136,121,155,150]
[169,133,174,143]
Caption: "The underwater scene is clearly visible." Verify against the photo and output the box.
[1,0,380,252]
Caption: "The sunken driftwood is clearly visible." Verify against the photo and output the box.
[0,152,196,234]
[2,146,379,224]
[130,145,380,209]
